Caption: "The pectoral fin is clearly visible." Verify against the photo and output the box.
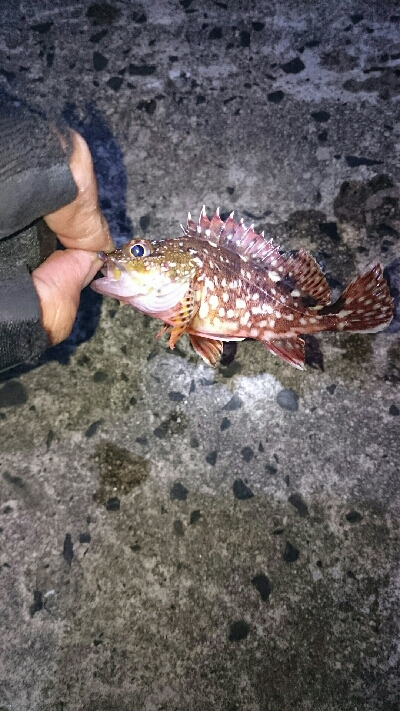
[155,286,198,349]
[263,337,306,370]
[189,335,223,367]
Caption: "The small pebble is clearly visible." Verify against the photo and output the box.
[170,482,188,501]
[233,478,254,500]
[346,510,363,523]
[251,573,272,601]
[105,497,120,511]
[228,620,250,641]
[283,541,299,563]
[241,446,254,462]
[277,389,299,412]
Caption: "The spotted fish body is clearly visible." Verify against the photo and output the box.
[92,208,393,369]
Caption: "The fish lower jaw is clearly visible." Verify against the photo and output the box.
[91,278,148,300]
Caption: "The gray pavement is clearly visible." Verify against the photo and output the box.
[0,1,399,709]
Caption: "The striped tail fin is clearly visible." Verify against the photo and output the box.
[321,264,393,333]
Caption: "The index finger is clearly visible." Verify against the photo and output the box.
[44,131,115,253]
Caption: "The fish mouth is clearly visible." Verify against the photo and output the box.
[92,254,192,313]
[92,255,149,299]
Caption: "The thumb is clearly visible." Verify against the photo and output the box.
[31,249,103,345]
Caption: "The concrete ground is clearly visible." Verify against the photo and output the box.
[0,1,400,709]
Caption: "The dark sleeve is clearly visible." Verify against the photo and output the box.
[0,221,57,374]
[0,95,77,238]
[0,95,78,372]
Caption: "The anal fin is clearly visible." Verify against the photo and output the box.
[189,335,223,367]
[264,337,306,370]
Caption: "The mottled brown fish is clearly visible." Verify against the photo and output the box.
[92,208,393,369]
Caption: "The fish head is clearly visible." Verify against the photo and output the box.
[91,238,200,314]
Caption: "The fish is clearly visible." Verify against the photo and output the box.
[91,208,393,369]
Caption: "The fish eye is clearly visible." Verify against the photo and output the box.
[126,240,152,258]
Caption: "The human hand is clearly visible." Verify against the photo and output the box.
[31,131,115,345]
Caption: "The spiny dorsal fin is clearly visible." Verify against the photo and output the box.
[285,250,331,305]
[185,209,332,307]
[185,208,287,272]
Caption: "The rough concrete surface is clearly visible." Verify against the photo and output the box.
[0,1,400,709]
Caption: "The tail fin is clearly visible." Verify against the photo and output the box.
[325,264,393,333]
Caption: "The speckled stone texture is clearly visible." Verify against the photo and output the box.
[0,2,400,710]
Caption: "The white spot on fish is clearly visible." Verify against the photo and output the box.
[221,278,227,288]
[269,318,275,328]
[199,302,209,319]
[252,292,260,300]
[227,309,235,319]
[219,306,226,317]
[236,298,246,309]
[222,292,230,303]
[291,290,300,297]
[337,309,353,318]
[209,294,219,309]
[240,312,250,325]
[250,328,259,338]
[285,313,294,321]
[299,318,307,326]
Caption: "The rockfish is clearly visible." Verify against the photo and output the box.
[91,208,393,369]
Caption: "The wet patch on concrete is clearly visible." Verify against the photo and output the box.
[92,441,150,505]
[341,334,374,364]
